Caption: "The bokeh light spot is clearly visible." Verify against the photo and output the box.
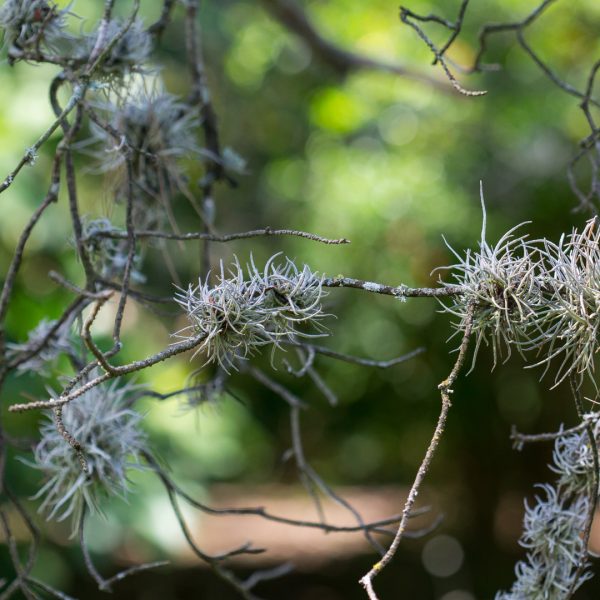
[421,534,464,578]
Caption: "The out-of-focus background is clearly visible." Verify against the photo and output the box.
[1,0,600,598]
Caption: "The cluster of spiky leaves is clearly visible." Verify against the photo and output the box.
[0,1,152,77]
[27,380,148,528]
[75,17,152,83]
[0,1,200,230]
[0,0,70,52]
[174,255,327,371]
[81,218,145,283]
[90,91,200,229]
[440,217,600,388]
[6,317,74,376]
[551,423,599,495]
[439,222,542,368]
[532,220,600,388]
[496,420,599,599]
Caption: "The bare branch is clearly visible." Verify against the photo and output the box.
[322,276,463,298]
[260,0,452,91]
[400,4,487,97]
[360,301,476,598]
[84,225,350,245]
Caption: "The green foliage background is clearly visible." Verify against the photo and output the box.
[1,0,600,598]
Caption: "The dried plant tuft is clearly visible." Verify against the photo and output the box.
[6,317,75,376]
[496,418,600,598]
[26,380,148,527]
[90,92,199,229]
[81,218,145,283]
[528,218,600,388]
[80,17,152,80]
[439,215,600,390]
[437,222,543,370]
[174,255,327,371]
[0,0,71,54]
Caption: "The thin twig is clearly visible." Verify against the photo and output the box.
[0,86,83,195]
[322,276,463,298]
[284,341,425,368]
[84,226,350,245]
[510,423,586,450]
[400,5,486,97]
[78,506,167,593]
[145,451,431,538]
[148,0,177,38]
[360,301,476,599]
[9,332,208,412]
[260,0,452,91]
